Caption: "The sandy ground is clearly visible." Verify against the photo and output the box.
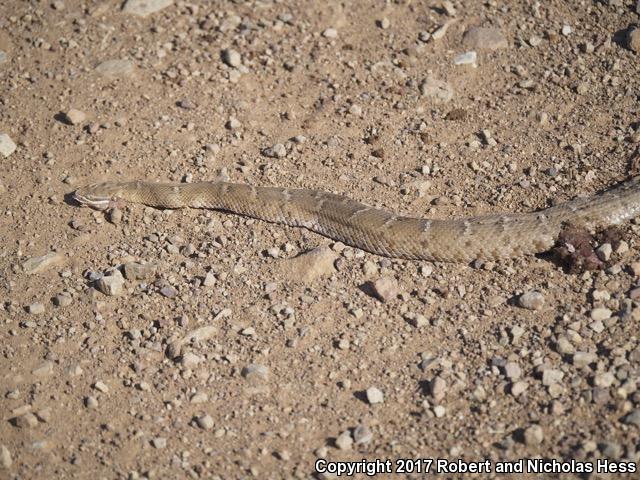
[2,0,640,478]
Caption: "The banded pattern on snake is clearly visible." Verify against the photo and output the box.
[73,176,640,262]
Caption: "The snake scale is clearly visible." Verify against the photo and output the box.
[73,176,640,262]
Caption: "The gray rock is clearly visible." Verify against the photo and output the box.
[263,143,286,158]
[122,0,173,17]
[95,59,134,78]
[95,270,125,296]
[463,27,508,50]
[0,51,7,65]
[599,441,622,459]
[419,76,454,103]
[596,243,612,261]
[0,133,16,158]
[123,262,156,280]
[85,396,99,409]
[53,293,73,307]
[622,410,640,427]
[159,285,178,298]
[23,252,64,274]
[366,277,399,303]
[32,361,53,377]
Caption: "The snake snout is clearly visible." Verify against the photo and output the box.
[73,191,112,210]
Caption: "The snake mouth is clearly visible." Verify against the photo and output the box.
[73,192,112,210]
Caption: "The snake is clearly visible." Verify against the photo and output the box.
[73,176,640,262]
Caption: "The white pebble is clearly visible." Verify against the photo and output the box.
[366,386,384,404]
[0,133,16,158]
[322,28,338,38]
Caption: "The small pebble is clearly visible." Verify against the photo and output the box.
[626,26,640,53]
[122,0,173,17]
[433,405,446,418]
[518,291,545,310]
[151,437,167,449]
[453,51,477,66]
[84,396,99,409]
[366,386,384,404]
[523,424,544,445]
[0,133,17,158]
[430,376,447,401]
[95,59,134,78]
[32,361,53,377]
[241,364,269,381]
[62,108,86,125]
[27,302,45,314]
[462,26,508,50]
[504,362,522,380]
[366,277,399,302]
[322,28,338,39]
[590,307,612,322]
[431,23,450,40]
[14,413,38,429]
[160,285,178,298]
[93,381,109,393]
[573,351,597,368]
[196,414,214,430]
[335,430,353,450]
[263,143,286,158]
[123,262,156,281]
[353,424,373,444]
[542,369,564,386]
[221,48,241,68]
[0,445,11,469]
[226,117,241,130]
[96,270,125,296]
[622,410,640,427]
[420,76,454,103]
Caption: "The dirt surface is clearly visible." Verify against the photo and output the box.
[2,0,640,478]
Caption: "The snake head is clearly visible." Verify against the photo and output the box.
[73,182,124,210]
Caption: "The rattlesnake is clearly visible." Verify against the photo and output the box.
[73,177,640,262]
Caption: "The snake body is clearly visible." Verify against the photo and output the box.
[73,177,640,262]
